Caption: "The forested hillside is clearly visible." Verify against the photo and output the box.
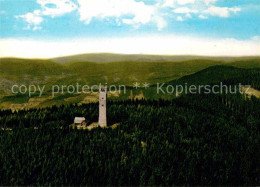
[0,93,259,185]
[168,66,260,89]
[1,62,260,110]
[1,57,259,92]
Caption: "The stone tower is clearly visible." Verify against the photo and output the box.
[98,85,107,127]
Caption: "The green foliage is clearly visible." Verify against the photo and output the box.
[0,58,68,77]
[1,57,259,89]
[0,57,259,185]
[0,93,259,185]
[230,59,260,69]
[1,94,29,104]
[168,65,260,87]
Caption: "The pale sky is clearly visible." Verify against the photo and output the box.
[0,0,260,58]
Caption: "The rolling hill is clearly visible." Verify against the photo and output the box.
[52,53,260,64]
[0,57,227,91]
[1,56,259,90]
[168,65,260,86]
[1,62,259,110]
[0,55,260,110]
[0,58,67,77]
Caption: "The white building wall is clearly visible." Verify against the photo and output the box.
[98,86,107,127]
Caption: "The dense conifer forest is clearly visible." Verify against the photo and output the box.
[0,92,259,185]
[1,3,259,185]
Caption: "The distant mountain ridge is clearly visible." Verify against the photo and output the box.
[51,53,260,64]
[1,64,259,110]
[0,56,259,96]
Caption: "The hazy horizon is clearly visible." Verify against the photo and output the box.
[0,0,260,58]
[1,51,260,60]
